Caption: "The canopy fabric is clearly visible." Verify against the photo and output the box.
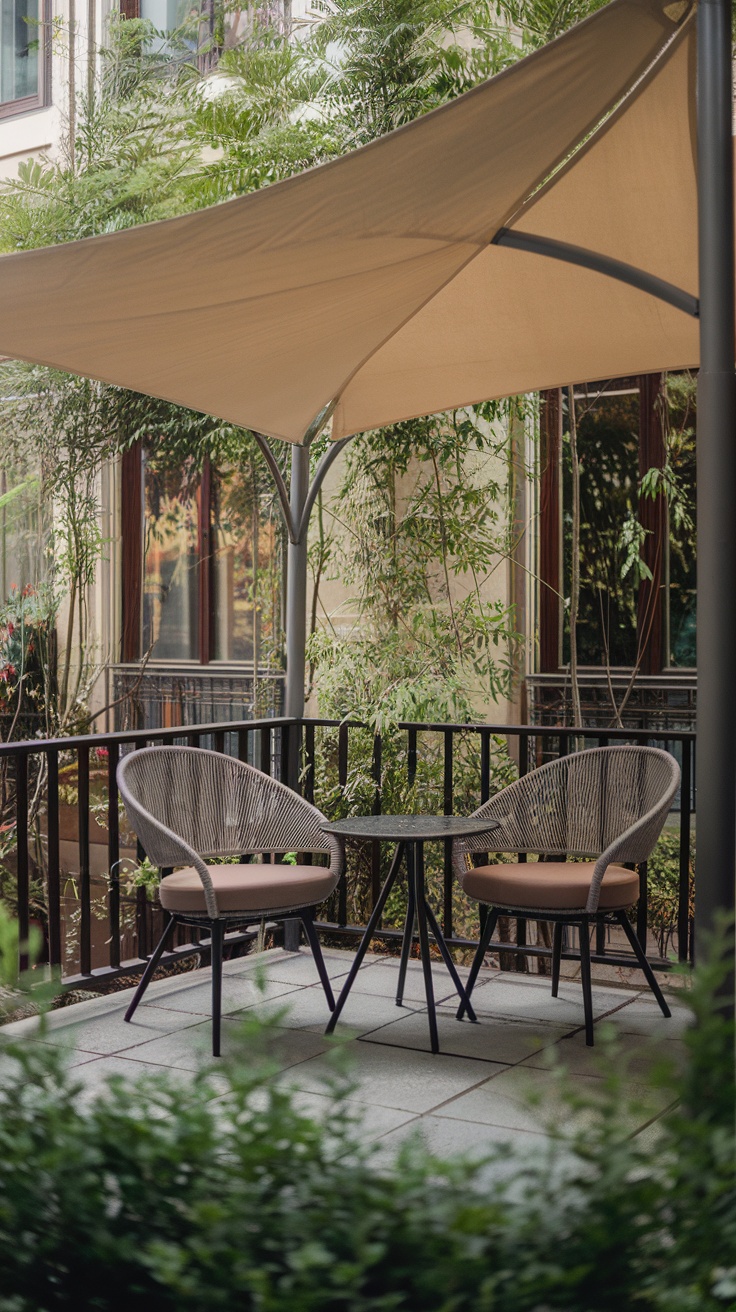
[0,0,702,443]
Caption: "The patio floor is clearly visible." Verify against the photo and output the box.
[2,947,690,1159]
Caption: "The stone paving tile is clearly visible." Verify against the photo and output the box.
[520,1026,687,1080]
[0,1038,99,1089]
[361,1008,572,1064]
[120,1015,331,1074]
[449,976,641,1028]
[606,993,692,1038]
[374,1112,553,1163]
[346,959,464,1006]
[244,983,423,1037]
[630,1111,671,1151]
[287,1087,420,1144]
[13,1002,205,1057]
[139,972,301,1017]
[279,1040,503,1114]
[229,948,366,987]
[431,1063,673,1136]
[61,1053,218,1103]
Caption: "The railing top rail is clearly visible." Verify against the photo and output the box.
[0,713,696,759]
[0,716,298,759]
[303,717,696,741]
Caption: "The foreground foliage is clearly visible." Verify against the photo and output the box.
[0,922,733,1310]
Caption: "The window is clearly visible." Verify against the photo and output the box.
[538,373,697,676]
[0,0,48,119]
[121,444,283,670]
[139,0,199,54]
[142,458,200,661]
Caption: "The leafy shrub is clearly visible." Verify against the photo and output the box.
[0,920,733,1310]
[647,826,695,959]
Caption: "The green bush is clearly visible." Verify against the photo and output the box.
[0,927,733,1310]
[647,826,695,960]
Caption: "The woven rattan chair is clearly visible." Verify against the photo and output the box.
[453,745,680,1045]
[117,746,344,1055]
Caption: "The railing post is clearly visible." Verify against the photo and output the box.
[15,755,29,975]
[678,740,693,963]
[695,0,736,959]
[77,745,91,977]
[107,743,121,970]
[46,750,62,971]
[443,729,454,939]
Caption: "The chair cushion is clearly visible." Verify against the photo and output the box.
[461,861,640,911]
[159,863,337,915]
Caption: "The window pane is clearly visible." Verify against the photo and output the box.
[142,460,200,661]
[140,0,197,54]
[211,468,256,662]
[0,466,48,597]
[0,0,40,106]
[562,389,641,667]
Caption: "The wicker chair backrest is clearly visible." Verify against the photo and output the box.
[117,746,341,870]
[454,745,680,912]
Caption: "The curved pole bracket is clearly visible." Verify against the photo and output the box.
[493,227,699,319]
[297,436,355,544]
[253,400,353,545]
[250,430,296,542]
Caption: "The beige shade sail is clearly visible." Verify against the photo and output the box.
[0,0,704,443]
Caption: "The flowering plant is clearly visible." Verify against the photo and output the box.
[0,585,56,718]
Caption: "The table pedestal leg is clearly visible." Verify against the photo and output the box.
[395,873,416,1006]
[413,842,440,1054]
[325,841,405,1035]
[422,899,477,1023]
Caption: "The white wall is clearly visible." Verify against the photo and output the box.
[0,0,112,178]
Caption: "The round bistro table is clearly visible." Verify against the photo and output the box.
[321,814,500,1054]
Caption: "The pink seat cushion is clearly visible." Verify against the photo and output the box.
[159,863,337,914]
[461,861,640,911]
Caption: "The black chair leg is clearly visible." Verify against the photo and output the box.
[457,907,498,1020]
[551,922,563,998]
[211,920,224,1058]
[616,911,671,1018]
[579,919,595,1046]
[301,912,335,1011]
[125,914,177,1023]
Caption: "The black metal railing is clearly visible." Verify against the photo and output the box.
[303,720,694,971]
[0,717,294,986]
[0,716,695,986]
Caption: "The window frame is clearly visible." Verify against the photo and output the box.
[537,374,676,676]
[121,443,276,669]
[0,0,51,122]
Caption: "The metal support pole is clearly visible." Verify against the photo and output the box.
[284,442,311,724]
[695,0,736,953]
